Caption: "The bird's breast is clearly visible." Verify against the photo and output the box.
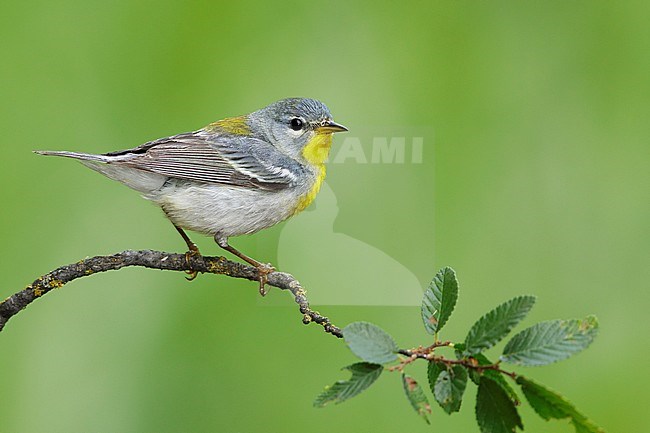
[292,132,334,214]
[292,164,326,215]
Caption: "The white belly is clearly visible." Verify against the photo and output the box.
[149,183,301,238]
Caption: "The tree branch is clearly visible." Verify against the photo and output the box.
[0,251,523,385]
[0,249,342,337]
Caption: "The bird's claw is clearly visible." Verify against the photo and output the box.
[184,250,201,281]
[257,263,275,296]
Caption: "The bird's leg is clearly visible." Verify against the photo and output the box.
[172,223,201,281]
[214,234,275,296]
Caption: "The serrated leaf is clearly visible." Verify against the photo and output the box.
[476,377,523,433]
[434,365,468,414]
[343,322,398,364]
[427,361,445,394]
[314,362,383,407]
[402,374,432,424]
[422,267,459,334]
[516,376,605,433]
[501,316,598,366]
[464,295,536,355]
[468,353,520,405]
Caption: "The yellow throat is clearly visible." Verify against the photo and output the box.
[294,132,334,214]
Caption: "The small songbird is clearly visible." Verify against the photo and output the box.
[36,98,348,294]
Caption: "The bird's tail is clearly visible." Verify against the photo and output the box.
[33,150,111,163]
[34,149,166,194]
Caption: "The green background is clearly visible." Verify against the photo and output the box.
[1,1,647,432]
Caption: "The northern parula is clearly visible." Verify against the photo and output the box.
[36,98,348,293]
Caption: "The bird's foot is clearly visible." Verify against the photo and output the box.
[257,263,276,296]
[184,248,202,281]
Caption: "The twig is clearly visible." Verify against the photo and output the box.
[0,250,342,337]
[396,347,518,379]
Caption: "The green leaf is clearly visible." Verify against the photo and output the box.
[343,322,398,364]
[434,365,468,414]
[476,377,523,433]
[422,266,459,334]
[501,316,599,366]
[516,376,605,433]
[314,362,383,407]
[468,353,520,405]
[427,361,445,395]
[464,295,536,355]
[402,374,432,424]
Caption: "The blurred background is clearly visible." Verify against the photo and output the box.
[1,1,648,432]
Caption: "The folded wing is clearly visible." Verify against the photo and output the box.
[106,131,297,191]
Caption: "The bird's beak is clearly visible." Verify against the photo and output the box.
[316,119,348,133]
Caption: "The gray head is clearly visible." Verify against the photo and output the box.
[248,98,347,160]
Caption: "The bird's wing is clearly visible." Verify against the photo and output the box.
[104,131,299,191]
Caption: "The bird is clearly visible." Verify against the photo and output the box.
[36,97,348,294]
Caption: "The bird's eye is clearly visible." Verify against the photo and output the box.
[289,117,304,131]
